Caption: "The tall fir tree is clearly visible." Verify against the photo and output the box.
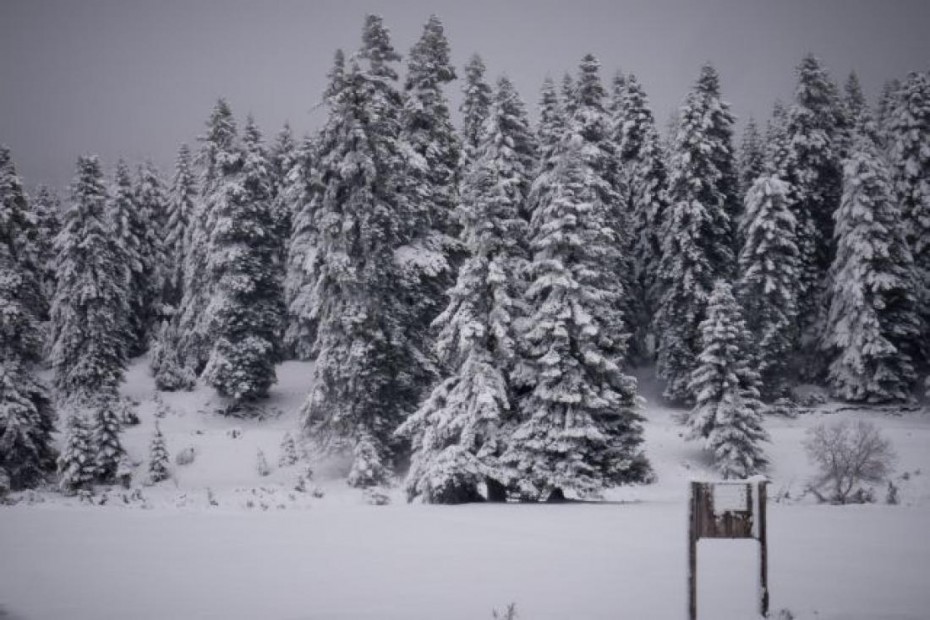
[28,185,61,313]
[823,119,920,403]
[106,159,151,357]
[738,117,766,200]
[535,77,566,169]
[298,16,424,487]
[403,14,460,243]
[560,73,577,118]
[843,72,867,123]
[399,14,462,370]
[687,281,768,479]
[0,147,46,320]
[775,55,843,349]
[134,161,169,330]
[567,54,635,357]
[269,122,299,270]
[285,58,339,362]
[397,75,534,504]
[615,73,669,361]
[527,77,566,225]
[164,144,196,311]
[202,116,283,404]
[51,156,129,401]
[178,99,239,373]
[655,65,738,403]
[459,54,493,169]
[887,71,930,352]
[737,175,800,399]
[876,78,902,148]
[487,77,537,222]
[609,70,627,121]
[836,72,867,160]
[0,147,57,490]
[502,136,650,500]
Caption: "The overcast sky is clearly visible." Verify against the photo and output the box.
[2,0,929,191]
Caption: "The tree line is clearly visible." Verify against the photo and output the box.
[1,14,928,502]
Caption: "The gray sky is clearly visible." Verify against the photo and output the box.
[2,0,929,192]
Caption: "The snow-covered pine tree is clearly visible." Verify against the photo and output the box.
[738,117,766,200]
[51,156,129,402]
[269,123,299,289]
[148,423,169,483]
[503,135,651,501]
[834,72,868,162]
[177,99,239,373]
[399,14,462,369]
[285,59,336,362]
[823,117,920,403]
[459,54,493,169]
[134,161,169,330]
[887,72,930,350]
[0,148,57,490]
[202,116,283,404]
[164,144,196,311]
[58,413,95,494]
[150,320,196,392]
[687,280,768,479]
[106,160,150,357]
[0,147,46,321]
[876,78,902,148]
[28,185,61,312]
[535,77,566,173]
[567,54,638,359]
[0,361,56,490]
[614,73,669,361]
[776,56,844,345]
[396,75,534,504]
[486,77,537,224]
[609,70,627,120]
[90,392,125,483]
[279,432,299,467]
[403,14,460,242]
[737,175,800,399]
[299,16,424,487]
[526,78,567,229]
[560,73,577,118]
[655,65,738,403]
[844,72,867,126]
[763,100,797,195]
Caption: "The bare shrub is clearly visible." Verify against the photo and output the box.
[803,419,896,504]
[492,603,518,619]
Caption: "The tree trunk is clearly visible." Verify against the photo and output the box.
[485,478,507,502]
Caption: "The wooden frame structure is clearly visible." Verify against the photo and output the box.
[688,480,768,619]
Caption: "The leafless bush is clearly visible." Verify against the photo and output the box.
[492,603,518,619]
[803,420,896,504]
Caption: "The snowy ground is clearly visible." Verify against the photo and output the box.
[1,360,929,619]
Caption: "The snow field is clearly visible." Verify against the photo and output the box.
[1,360,929,619]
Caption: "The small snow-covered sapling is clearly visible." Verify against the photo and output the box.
[148,424,170,483]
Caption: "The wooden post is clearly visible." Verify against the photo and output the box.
[688,480,769,619]
[758,481,769,617]
[688,481,698,620]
